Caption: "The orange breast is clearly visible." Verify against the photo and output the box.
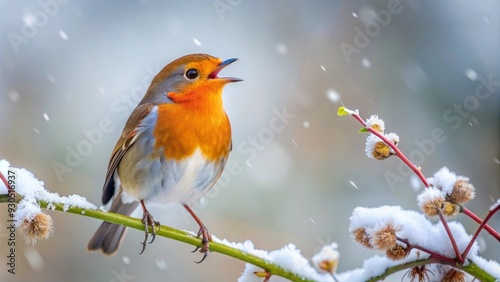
[153,101,231,161]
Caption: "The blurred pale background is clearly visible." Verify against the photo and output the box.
[1,1,499,281]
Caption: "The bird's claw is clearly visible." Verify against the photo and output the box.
[139,211,160,255]
[192,226,212,263]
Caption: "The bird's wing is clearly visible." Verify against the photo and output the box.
[101,103,154,204]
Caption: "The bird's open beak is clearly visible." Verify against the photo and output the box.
[208,58,242,83]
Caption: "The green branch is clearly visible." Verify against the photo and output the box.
[367,259,431,282]
[0,194,312,282]
[460,260,498,282]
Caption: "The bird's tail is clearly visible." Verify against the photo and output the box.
[87,193,139,255]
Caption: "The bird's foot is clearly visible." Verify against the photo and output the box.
[139,210,160,255]
[191,224,212,263]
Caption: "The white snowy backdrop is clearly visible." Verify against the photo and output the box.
[1,1,499,281]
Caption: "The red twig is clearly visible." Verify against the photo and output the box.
[351,112,366,126]
[463,207,500,241]
[349,111,499,242]
[396,237,455,264]
[352,112,464,262]
[462,205,500,259]
[351,113,429,187]
[437,211,463,263]
[0,171,13,194]
[369,127,429,187]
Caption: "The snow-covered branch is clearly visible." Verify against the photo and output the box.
[337,106,500,281]
[0,159,335,282]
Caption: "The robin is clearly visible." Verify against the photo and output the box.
[87,53,241,262]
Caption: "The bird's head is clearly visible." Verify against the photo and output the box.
[144,53,241,105]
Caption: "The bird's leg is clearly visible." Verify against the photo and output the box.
[183,204,212,263]
[139,200,160,255]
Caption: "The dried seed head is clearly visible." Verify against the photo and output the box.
[372,142,392,160]
[365,115,385,133]
[385,244,408,260]
[371,124,383,133]
[441,268,465,282]
[404,265,433,282]
[351,228,373,249]
[449,179,475,204]
[442,202,462,217]
[20,212,54,245]
[422,197,444,217]
[312,243,340,274]
[384,132,399,146]
[364,132,399,160]
[417,188,445,217]
[365,134,393,160]
[318,259,338,274]
[373,224,399,250]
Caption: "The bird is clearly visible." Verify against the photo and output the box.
[87,53,241,262]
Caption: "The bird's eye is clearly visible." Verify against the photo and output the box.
[185,69,198,80]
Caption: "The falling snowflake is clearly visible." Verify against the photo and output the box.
[22,14,36,27]
[303,121,310,128]
[320,65,327,72]
[362,58,371,68]
[43,113,49,121]
[199,197,207,206]
[59,30,68,41]
[193,38,202,46]
[465,69,478,81]
[352,12,358,18]
[156,259,167,270]
[326,89,340,103]
[122,256,130,265]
